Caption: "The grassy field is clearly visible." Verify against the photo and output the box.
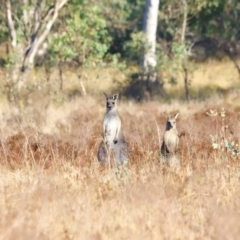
[0,91,240,239]
[2,58,239,100]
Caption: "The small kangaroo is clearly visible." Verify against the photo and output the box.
[97,93,129,165]
[160,112,180,165]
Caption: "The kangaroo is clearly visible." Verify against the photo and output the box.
[97,93,129,165]
[103,93,121,147]
[160,112,180,166]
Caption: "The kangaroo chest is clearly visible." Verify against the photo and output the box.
[164,130,179,147]
[103,114,121,137]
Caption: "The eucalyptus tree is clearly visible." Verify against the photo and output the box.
[141,0,159,83]
[3,0,69,93]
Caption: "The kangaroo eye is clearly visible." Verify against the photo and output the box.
[112,102,115,105]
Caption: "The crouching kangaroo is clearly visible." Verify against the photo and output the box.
[160,112,180,167]
[97,93,129,166]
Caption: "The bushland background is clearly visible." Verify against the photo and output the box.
[0,0,240,239]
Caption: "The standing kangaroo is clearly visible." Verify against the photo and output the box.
[103,93,121,147]
[160,112,180,166]
[97,93,129,165]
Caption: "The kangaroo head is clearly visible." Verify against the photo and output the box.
[103,92,119,112]
[165,112,179,130]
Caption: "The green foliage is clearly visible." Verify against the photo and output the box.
[189,0,240,40]
[47,3,112,67]
[98,0,146,57]
[171,42,186,61]
[123,32,146,61]
[0,13,8,41]
[207,108,240,160]
[115,162,129,184]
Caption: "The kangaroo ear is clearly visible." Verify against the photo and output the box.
[103,92,108,99]
[113,94,119,100]
[174,112,179,119]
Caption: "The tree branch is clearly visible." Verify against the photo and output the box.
[21,0,69,69]
[181,0,188,45]
[21,0,43,70]
[29,0,43,51]
[41,5,55,22]
[11,12,28,41]
[22,0,29,36]
[5,0,17,48]
[27,0,69,66]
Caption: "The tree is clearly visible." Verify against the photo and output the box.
[46,2,114,94]
[4,0,69,94]
[141,0,159,82]
[1,0,239,103]
[127,0,166,101]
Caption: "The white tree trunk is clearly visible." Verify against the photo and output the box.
[142,0,159,82]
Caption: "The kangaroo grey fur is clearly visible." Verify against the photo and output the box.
[97,93,129,165]
[160,112,180,166]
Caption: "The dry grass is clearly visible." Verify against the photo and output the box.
[161,58,240,100]
[0,93,240,240]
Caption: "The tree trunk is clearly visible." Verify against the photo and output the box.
[183,64,190,101]
[181,0,190,101]
[141,0,159,82]
[135,0,166,101]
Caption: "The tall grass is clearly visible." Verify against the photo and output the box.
[0,95,239,239]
